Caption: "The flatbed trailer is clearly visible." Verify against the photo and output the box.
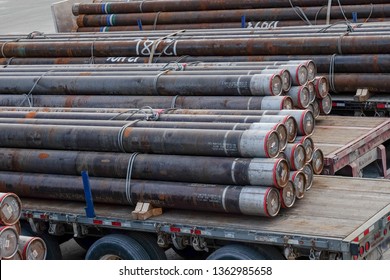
[19,176,390,260]
[313,116,390,178]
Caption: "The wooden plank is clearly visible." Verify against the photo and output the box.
[316,116,387,128]
[313,128,369,145]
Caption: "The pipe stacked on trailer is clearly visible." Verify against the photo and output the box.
[72,0,390,31]
[0,107,323,217]
[0,192,47,260]
[0,23,389,98]
[0,62,329,115]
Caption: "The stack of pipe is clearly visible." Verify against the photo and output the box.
[0,61,330,115]
[0,106,324,217]
[0,192,47,260]
[0,23,389,98]
[72,0,390,31]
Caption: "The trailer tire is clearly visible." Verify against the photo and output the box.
[206,244,266,260]
[85,234,151,260]
[127,232,167,260]
[21,225,63,260]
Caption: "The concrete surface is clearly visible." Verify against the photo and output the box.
[0,0,59,34]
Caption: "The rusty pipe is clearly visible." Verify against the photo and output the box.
[0,123,280,158]
[0,74,283,96]
[0,148,290,188]
[0,172,281,217]
[0,95,292,110]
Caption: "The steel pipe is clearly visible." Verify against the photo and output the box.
[0,172,281,217]
[286,86,311,109]
[302,163,314,191]
[0,193,22,226]
[0,124,280,158]
[0,95,293,110]
[289,171,306,199]
[0,226,19,259]
[280,181,296,209]
[311,148,325,175]
[294,136,314,163]
[0,148,289,188]
[284,143,307,171]
[0,74,283,96]
[318,94,332,115]
[74,5,390,26]
[74,1,390,15]
[1,36,389,58]
[18,236,47,260]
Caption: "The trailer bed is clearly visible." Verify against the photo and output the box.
[20,176,390,256]
[313,116,390,176]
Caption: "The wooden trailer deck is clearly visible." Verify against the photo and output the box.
[313,116,390,177]
[20,176,390,249]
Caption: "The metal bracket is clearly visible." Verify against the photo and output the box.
[48,223,65,236]
[191,236,208,252]
[28,218,38,233]
[283,245,297,260]
[309,248,322,260]
[172,233,187,250]
[157,233,169,248]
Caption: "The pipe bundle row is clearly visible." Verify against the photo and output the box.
[73,0,390,31]
[0,106,323,217]
[0,23,388,100]
[0,61,330,117]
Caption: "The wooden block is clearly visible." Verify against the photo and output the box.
[354,88,372,102]
[131,202,162,220]
[131,202,144,219]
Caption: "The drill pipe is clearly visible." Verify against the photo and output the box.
[294,136,315,163]
[74,4,390,26]
[0,124,280,158]
[0,109,300,139]
[317,94,332,115]
[73,0,390,15]
[0,95,292,110]
[1,54,389,75]
[0,148,289,188]
[73,17,389,31]
[306,81,316,103]
[0,66,294,92]
[75,18,390,31]
[0,74,283,96]
[280,181,296,209]
[0,117,288,143]
[0,192,22,226]
[311,147,325,175]
[284,143,307,171]
[2,22,390,41]
[0,226,19,258]
[302,163,314,191]
[325,73,390,93]
[289,171,306,199]
[18,236,47,260]
[0,172,281,217]
[1,36,389,58]
[286,86,311,109]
